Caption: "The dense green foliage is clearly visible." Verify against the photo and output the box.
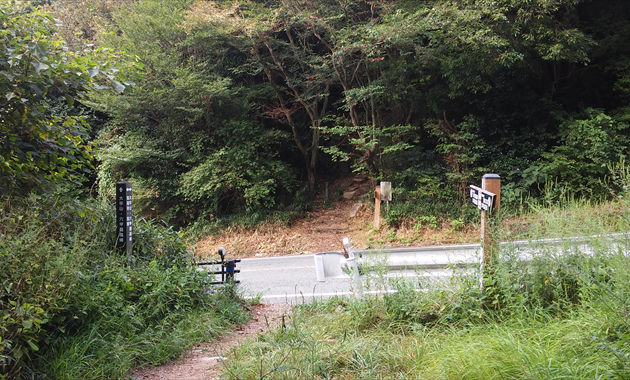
[44,0,630,224]
[0,2,141,197]
[0,195,249,378]
[0,0,627,224]
[83,0,298,223]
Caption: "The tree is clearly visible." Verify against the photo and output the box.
[88,0,296,222]
[239,0,335,192]
[0,3,140,197]
[314,6,427,176]
[49,0,630,216]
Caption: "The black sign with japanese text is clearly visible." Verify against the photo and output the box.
[116,181,132,256]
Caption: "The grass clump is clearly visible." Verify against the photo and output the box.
[504,195,630,242]
[0,195,249,379]
[223,197,630,379]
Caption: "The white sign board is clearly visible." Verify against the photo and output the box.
[380,182,392,201]
[469,185,496,212]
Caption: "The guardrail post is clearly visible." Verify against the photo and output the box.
[374,185,381,229]
[343,237,363,298]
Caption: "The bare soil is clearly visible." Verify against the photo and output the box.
[194,176,480,260]
[126,303,290,380]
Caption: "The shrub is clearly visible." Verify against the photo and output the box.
[524,109,630,200]
[0,194,247,378]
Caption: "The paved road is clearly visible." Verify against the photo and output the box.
[203,234,630,304]
[237,255,350,304]
[232,254,475,304]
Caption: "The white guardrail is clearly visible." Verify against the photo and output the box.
[314,233,630,282]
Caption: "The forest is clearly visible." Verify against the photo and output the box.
[3,0,630,224]
[2,0,630,378]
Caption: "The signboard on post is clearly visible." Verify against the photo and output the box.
[469,185,496,213]
[471,173,501,275]
[380,181,392,201]
[116,181,133,259]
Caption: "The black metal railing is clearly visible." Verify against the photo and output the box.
[195,247,241,284]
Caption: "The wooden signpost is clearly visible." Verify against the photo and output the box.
[374,181,393,230]
[469,174,501,267]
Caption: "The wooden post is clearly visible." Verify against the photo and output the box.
[374,185,381,229]
[481,174,501,266]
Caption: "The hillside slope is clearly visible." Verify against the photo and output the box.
[194,177,480,259]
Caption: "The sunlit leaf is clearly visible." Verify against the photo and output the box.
[31,61,50,74]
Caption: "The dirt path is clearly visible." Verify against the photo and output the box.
[126,303,290,380]
[194,193,478,260]
[194,177,378,258]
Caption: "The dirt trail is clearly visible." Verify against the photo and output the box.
[194,177,379,258]
[126,304,290,380]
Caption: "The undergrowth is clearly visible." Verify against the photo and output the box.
[184,207,307,242]
[0,194,249,379]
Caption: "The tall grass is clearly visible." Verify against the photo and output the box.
[0,194,250,379]
[504,190,630,241]
[222,196,630,379]
[45,290,246,379]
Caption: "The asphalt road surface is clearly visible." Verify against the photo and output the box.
[213,234,630,304]
[232,254,473,304]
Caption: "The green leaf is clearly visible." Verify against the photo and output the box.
[32,43,47,60]
[27,340,39,351]
[13,347,23,360]
[31,61,50,75]
[1,70,15,81]
[273,365,298,372]
[29,84,44,96]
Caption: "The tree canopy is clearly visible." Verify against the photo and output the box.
[0,2,140,196]
[5,0,629,221]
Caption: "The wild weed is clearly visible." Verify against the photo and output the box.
[224,197,630,379]
[0,195,249,378]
